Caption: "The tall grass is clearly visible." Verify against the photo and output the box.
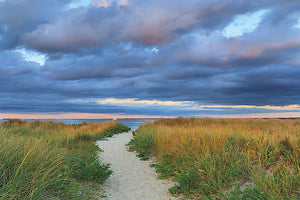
[0,119,130,199]
[129,117,300,199]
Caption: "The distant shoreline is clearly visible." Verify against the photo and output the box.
[0,117,170,121]
[1,117,300,121]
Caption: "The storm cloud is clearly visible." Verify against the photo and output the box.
[1,0,300,117]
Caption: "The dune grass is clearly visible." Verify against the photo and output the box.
[129,117,300,199]
[0,119,130,200]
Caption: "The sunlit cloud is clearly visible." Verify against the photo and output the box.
[223,9,269,38]
[97,98,300,111]
[207,112,300,119]
[90,0,112,8]
[67,0,91,9]
[14,48,46,66]
[294,17,300,29]
[67,0,128,9]
[97,98,191,106]
[194,104,300,110]
[150,47,159,54]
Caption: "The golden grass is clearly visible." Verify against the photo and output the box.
[130,117,300,199]
[0,119,130,200]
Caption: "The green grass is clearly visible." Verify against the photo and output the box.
[0,119,130,200]
[129,117,300,199]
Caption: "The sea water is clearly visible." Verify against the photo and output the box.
[0,119,154,130]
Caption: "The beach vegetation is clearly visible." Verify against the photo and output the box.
[129,117,300,199]
[0,119,130,199]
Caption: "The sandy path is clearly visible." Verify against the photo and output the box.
[96,132,179,200]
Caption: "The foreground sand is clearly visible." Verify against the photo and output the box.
[96,132,180,200]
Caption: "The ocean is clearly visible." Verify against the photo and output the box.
[0,119,154,130]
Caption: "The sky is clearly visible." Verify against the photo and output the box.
[1,0,300,119]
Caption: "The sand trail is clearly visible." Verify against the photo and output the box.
[96,132,179,200]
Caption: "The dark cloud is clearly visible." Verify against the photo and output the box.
[0,0,71,49]
[20,0,257,52]
[0,0,300,116]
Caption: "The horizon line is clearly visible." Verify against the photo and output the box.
[1,112,300,120]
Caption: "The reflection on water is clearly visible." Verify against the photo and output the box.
[0,119,154,130]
